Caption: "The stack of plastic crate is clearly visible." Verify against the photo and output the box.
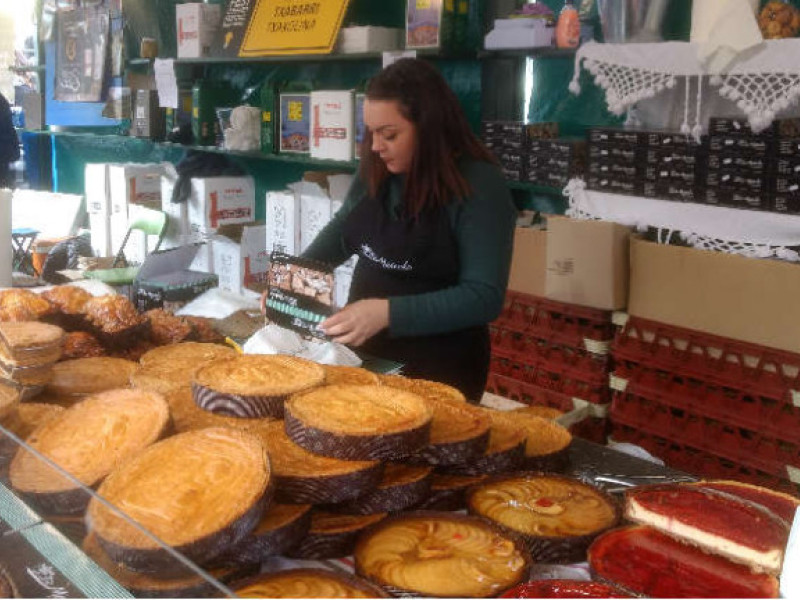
[485,290,616,443]
[610,316,800,494]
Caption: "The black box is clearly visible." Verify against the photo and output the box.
[709,117,777,137]
[771,194,800,214]
[643,181,700,202]
[132,89,166,141]
[776,157,800,177]
[587,174,643,195]
[588,128,645,146]
[135,270,219,312]
[588,144,642,163]
[706,170,767,193]
[777,138,800,156]
[588,160,639,179]
[709,135,772,155]
[645,147,703,168]
[708,152,770,174]
[705,187,766,210]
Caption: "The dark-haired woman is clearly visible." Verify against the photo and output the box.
[303,58,516,403]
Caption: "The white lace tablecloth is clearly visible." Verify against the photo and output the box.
[570,40,800,136]
[565,179,800,261]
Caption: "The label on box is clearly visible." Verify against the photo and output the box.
[310,90,355,161]
[708,152,768,173]
[588,144,641,163]
[279,93,311,153]
[189,176,255,230]
[266,190,299,255]
[265,253,334,339]
[588,128,643,146]
[709,135,771,155]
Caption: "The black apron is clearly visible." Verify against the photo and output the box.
[342,186,490,404]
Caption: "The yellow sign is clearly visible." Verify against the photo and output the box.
[240,0,352,56]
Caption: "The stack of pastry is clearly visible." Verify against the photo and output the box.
[0,322,66,389]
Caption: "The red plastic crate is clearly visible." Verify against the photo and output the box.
[613,316,800,405]
[485,372,577,412]
[490,353,611,405]
[611,393,800,485]
[494,291,615,355]
[490,324,612,378]
[612,423,800,495]
[612,362,800,445]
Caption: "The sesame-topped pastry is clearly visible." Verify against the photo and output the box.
[323,365,380,385]
[193,355,325,419]
[87,427,271,576]
[10,389,169,515]
[285,384,432,461]
[255,421,382,505]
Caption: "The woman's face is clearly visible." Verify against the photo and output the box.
[364,99,416,174]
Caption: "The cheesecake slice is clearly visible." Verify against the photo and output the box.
[688,480,800,524]
[625,484,789,575]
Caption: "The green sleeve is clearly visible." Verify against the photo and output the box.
[301,176,365,266]
[388,160,517,337]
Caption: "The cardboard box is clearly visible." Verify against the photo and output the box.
[212,223,269,295]
[265,190,300,255]
[160,169,189,250]
[629,237,800,354]
[545,216,630,310]
[135,245,219,312]
[176,2,220,59]
[337,26,402,53]
[89,212,111,258]
[507,227,547,297]
[188,176,255,231]
[279,92,311,154]
[85,163,110,215]
[108,163,165,217]
[334,262,355,308]
[310,90,355,162]
[298,183,332,253]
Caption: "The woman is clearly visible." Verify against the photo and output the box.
[303,58,516,403]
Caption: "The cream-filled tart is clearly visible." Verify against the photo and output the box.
[354,511,531,598]
[467,473,620,564]
[87,427,271,576]
[285,384,432,461]
[193,355,325,418]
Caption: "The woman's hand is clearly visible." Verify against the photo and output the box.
[320,299,389,346]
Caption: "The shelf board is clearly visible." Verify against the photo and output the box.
[479,47,577,59]
[8,65,45,73]
[506,180,564,194]
[173,52,384,65]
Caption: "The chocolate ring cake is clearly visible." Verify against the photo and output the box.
[193,355,325,418]
[328,463,433,515]
[285,385,432,461]
[87,427,271,575]
[286,511,387,560]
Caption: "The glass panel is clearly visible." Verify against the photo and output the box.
[0,423,237,599]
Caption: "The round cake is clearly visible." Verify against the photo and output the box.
[467,473,620,563]
[165,389,276,434]
[0,402,64,462]
[381,375,467,404]
[287,511,387,560]
[0,384,20,421]
[46,357,139,396]
[285,385,432,461]
[329,463,433,515]
[410,397,491,465]
[323,365,380,385]
[444,409,527,476]
[10,389,170,514]
[193,355,325,418]
[354,512,531,598]
[87,427,271,575]
[487,410,572,472]
[139,342,235,367]
[0,321,65,365]
[256,421,382,504]
[234,568,389,599]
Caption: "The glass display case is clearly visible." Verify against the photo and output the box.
[0,423,239,599]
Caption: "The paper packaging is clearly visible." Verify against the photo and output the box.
[108,163,166,217]
[85,163,111,215]
[629,237,800,355]
[188,176,255,232]
[292,181,332,253]
[334,258,357,308]
[212,223,269,295]
[265,190,300,256]
[176,3,221,59]
[279,92,311,154]
[508,227,547,297]
[160,166,189,250]
[545,216,630,311]
[310,90,355,162]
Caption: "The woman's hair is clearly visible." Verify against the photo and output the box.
[360,58,496,217]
